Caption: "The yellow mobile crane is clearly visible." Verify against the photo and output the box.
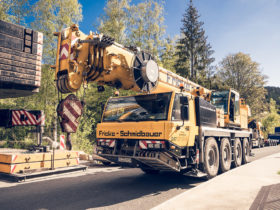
[248,119,264,148]
[54,25,252,178]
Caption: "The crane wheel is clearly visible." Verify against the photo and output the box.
[233,138,242,167]
[204,137,219,178]
[242,138,250,164]
[133,51,158,92]
[219,138,232,173]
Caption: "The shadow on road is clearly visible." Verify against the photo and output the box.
[0,168,204,210]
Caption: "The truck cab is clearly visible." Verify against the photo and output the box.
[210,89,248,129]
[96,91,200,173]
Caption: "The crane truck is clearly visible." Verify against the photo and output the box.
[54,25,252,178]
[248,119,265,148]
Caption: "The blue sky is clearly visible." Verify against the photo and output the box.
[79,0,280,87]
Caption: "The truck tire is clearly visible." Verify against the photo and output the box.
[233,138,242,167]
[219,138,232,173]
[204,137,219,178]
[242,138,250,164]
[261,140,264,148]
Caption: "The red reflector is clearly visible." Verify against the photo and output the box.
[195,149,199,163]
[97,139,115,147]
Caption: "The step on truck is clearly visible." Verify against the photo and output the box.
[53,25,252,178]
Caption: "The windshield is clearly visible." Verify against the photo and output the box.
[102,92,172,122]
[210,91,229,114]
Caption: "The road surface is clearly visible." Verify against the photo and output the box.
[0,146,279,210]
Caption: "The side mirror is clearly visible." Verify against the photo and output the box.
[180,96,188,105]
[181,105,189,120]
[100,104,105,118]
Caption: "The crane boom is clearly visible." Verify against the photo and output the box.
[54,25,210,98]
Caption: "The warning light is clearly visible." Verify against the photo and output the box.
[114,90,119,96]
[179,83,184,92]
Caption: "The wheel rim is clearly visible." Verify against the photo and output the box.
[236,144,241,159]
[208,146,218,171]
[245,142,249,156]
[223,144,230,163]
[208,150,215,166]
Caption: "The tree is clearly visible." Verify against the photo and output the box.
[217,52,267,116]
[265,86,280,111]
[98,0,130,44]
[32,0,83,64]
[0,0,30,25]
[160,36,178,72]
[262,99,280,138]
[0,0,11,22]
[127,0,165,58]
[98,0,166,58]
[175,0,214,81]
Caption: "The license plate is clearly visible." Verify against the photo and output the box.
[118,157,132,163]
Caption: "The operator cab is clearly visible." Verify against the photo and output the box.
[211,89,240,127]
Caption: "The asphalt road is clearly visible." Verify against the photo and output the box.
[0,145,279,210]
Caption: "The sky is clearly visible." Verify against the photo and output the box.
[79,0,280,87]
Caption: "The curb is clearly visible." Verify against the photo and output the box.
[152,152,280,210]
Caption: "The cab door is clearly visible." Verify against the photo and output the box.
[167,93,197,147]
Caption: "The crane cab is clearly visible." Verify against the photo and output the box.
[210,89,248,129]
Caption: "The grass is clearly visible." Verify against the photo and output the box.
[278,171,280,175]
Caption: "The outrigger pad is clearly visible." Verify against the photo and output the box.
[57,94,84,133]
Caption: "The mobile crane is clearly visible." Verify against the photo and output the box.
[54,25,252,178]
[248,119,265,148]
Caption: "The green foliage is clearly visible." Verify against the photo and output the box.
[29,65,58,137]
[98,0,166,58]
[127,0,165,58]
[71,107,96,154]
[0,0,29,25]
[265,86,280,110]
[31,0,83,64]
[175,0,214,81]
[217,52,267,117]
[98,0,130,44]
[0,0,11,22]
[262,99,280,138]
[160,36,178,72]
[1,138,34,149]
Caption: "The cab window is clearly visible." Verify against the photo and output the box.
[172,93,182,121]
